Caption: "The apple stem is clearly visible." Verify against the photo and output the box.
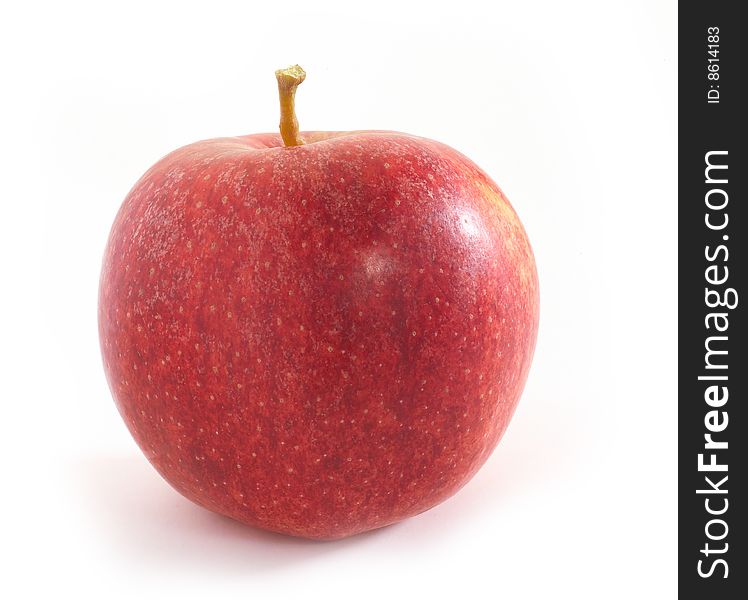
[275,65,306,147]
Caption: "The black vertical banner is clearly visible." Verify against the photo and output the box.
[679,3,746,597]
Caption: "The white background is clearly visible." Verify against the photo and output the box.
[0,1,676,598]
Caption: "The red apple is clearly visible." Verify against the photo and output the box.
[99,66,539,540]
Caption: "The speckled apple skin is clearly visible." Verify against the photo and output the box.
[98,131,539,540]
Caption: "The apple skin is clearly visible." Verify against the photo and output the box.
[99,131,539,540]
